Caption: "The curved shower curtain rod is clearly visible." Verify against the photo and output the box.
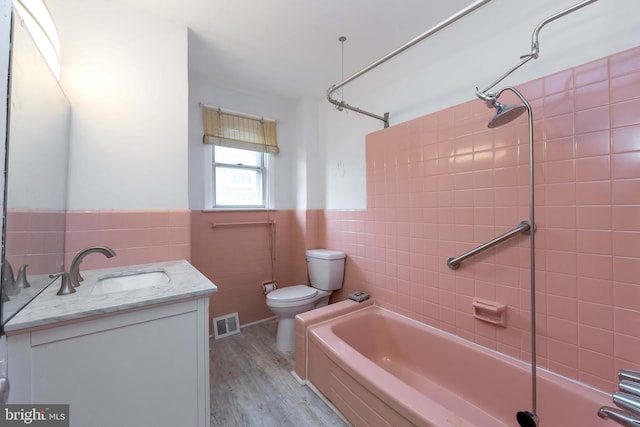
[326,0,493,128]
[327,0,602,129]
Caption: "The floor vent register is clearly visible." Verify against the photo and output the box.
[213,312,240,339]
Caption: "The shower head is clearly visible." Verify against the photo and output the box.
[488,100,527,128]
[476,88,527,128]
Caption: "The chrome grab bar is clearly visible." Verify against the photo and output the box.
[447,221,532,270]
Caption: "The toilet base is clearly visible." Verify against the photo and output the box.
[276,317,295,352]
[267,290,332,352]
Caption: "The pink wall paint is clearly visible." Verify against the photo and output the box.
[64,209,191,270]
[190,210,310,327]
[321,46,640,394]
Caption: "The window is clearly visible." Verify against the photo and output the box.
[202,105,279,209]
[212,146,267,208]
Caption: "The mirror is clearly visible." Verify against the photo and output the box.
[1,10,70,326]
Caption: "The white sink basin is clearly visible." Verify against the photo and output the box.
[90,269,170,295]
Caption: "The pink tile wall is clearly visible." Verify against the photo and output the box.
[322,46,640,394]
[5,209,66,275]
[190,210,309,328]
[65,209,191,270]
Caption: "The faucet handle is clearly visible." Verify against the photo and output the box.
[3,261,19,296]
[50,272,75,296]
[15,264,31,289]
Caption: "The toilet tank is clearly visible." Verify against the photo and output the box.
[306,249,346,291]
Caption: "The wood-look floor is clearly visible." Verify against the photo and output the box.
[209,319,348,427]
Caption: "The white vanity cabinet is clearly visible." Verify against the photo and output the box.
[7,298,210,427]
[3,260,216,427]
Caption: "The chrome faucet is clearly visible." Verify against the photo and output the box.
[598,407,640,426]
[2,261,18,296]
[69,246,116,287]
[599,369,640,426]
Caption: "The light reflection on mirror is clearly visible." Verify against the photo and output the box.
[2,9,70,326]
[12,0,61,80]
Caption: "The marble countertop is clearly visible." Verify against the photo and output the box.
[3,273,56,324]
[4,260,217,333]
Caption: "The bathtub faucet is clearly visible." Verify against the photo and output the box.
[599,369,640,426]
[598,407,640,426]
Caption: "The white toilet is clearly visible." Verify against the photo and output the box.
[266,249,346,352]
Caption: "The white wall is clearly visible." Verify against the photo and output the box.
[48,0,189,210]
[30,0,640,212]
[188,66,308,210]
[320,0,640,209]
[320,106,370,209]
[292,97,323,210]
[7,18,70,210]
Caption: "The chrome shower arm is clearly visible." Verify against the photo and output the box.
[530,0,600,55]
[476,54,536,101]
[477,0,600,99]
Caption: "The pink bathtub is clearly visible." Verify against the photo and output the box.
[306,305,610,427]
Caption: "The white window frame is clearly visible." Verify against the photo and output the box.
[203,145,272,210]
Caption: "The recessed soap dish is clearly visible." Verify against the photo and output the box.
[472,297,507,327]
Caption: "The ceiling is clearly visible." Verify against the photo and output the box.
[115,0,480,99]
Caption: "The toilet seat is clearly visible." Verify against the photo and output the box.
[267,285,317,303]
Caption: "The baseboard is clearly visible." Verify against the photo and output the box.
[290,370,306,385]
[240,315,278,329]
[209,315,277,338]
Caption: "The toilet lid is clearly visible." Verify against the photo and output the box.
[267,285,317,302]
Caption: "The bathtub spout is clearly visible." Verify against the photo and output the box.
[598,407,640,426]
